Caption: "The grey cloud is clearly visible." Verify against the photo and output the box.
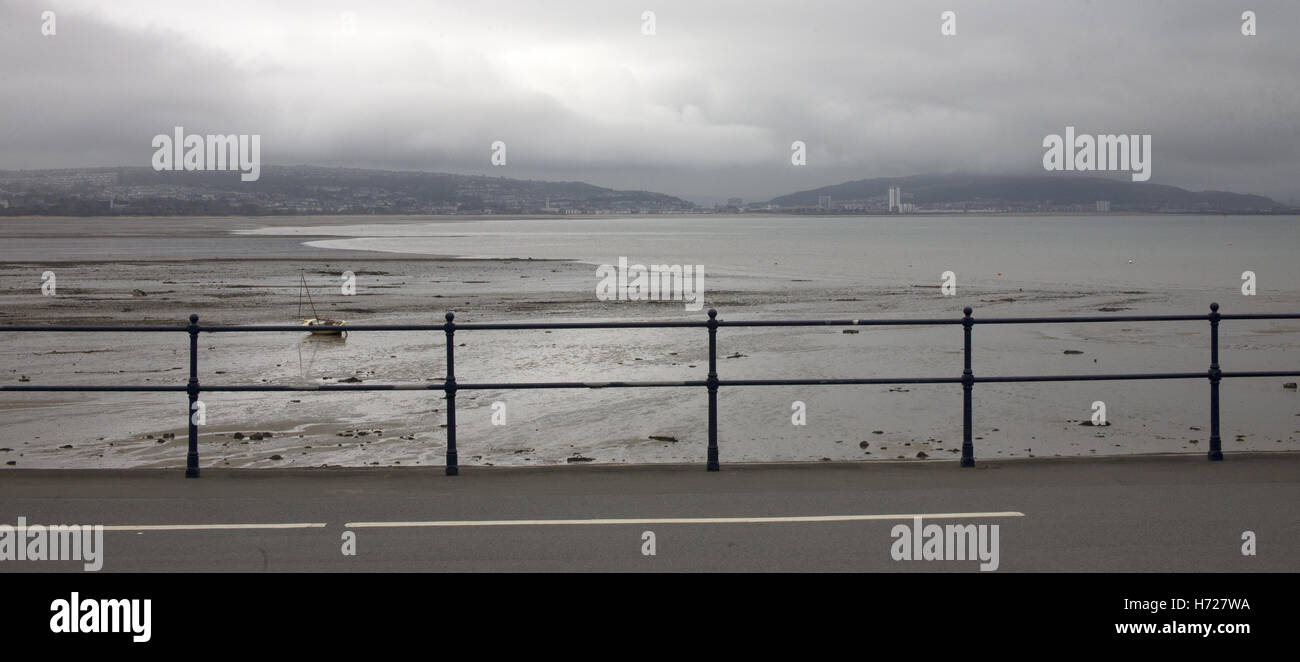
[1,0,1296,205]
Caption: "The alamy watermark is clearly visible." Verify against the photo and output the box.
[0,517,104,571]
[151,126,261,182]
[890,516,1000,571]
[596,257,705,311]
[50,592,151,643]
[1043,126,1151,182]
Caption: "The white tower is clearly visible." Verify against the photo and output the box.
[888,186,903,212]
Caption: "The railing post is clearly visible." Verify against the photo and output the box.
[706,308,720,471]
[186,313,200,478]
[1208,302,1223,461]
[443,312,459,475]
[961,306,975,467]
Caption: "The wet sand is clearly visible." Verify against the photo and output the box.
[2,215,1298,470]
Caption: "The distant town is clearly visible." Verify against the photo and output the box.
[0,167,1291,216]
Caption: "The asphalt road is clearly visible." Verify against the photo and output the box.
[1,453,1296,572]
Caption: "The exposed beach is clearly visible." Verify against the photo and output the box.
[2,214,1298,470]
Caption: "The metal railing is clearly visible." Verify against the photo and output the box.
[2,303,1298,477]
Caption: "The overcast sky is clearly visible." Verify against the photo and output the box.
[1,0,1297,204]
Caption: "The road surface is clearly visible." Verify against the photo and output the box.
[1,453,1295,572]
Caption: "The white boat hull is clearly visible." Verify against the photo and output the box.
[302,318,347,335]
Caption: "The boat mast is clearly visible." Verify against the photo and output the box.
[300,272,322,319]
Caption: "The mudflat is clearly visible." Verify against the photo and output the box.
[2,215,1298,471]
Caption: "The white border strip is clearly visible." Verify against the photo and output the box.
[345,511,1025,528]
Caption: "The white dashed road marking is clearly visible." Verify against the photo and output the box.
[345,511,1025,528]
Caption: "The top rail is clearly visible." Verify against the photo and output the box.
[0,325,189,332]
[2,311,1298,333]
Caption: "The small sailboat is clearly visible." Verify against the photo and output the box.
[298,272,346,335]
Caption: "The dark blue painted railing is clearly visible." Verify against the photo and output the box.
[1,303,1297,477]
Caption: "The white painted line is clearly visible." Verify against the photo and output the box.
[345,511,1025,528]
[106,523,327,531]
[10,523,326,532]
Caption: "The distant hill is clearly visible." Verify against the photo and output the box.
[767,174,1285,213]
[0,166,696,216]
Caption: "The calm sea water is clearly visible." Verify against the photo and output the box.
[252,214,1300,294]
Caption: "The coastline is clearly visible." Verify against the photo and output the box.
[2,214,1298,471]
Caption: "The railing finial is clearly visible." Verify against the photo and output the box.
[445,311,455,322]
[1210,302,1220,313]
